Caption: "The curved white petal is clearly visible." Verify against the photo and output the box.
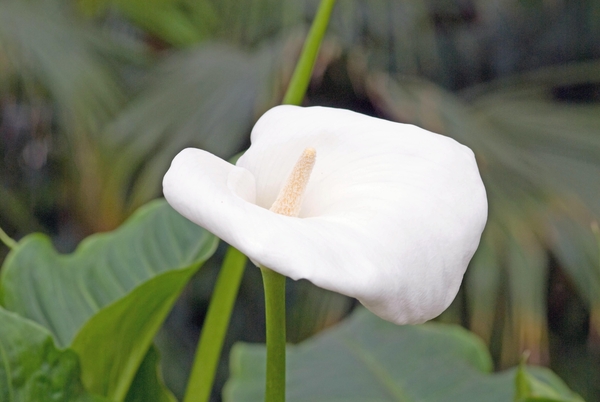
[163,105,487,324]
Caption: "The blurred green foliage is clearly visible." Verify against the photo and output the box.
[1,0,599,400]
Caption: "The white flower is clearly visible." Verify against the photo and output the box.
[163,105,487,325]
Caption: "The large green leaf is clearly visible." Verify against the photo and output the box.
[0,307,109,402]
[0,199,217,399]
[224,309,581,402]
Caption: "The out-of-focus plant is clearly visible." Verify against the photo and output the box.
[0,0,158,236]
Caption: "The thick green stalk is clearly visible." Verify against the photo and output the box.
[260,267,287,402]
[282,0,337,105]
[183,247,246,402]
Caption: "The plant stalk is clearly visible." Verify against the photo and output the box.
[183,247,246,402]
[282,0,337,105]
[260,266,287,402]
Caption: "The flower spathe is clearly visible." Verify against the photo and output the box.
[163,105,487,325]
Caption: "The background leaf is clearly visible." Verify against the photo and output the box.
[106,43,280,213]
[78,0,218,47]
[515,362,584,402]
[223,309,581,402]
[0,0,133,233]
[0,0,126,135]
[0,307,109,402]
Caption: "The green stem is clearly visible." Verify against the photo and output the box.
[183,247,246,402]
[260,267,287,402]
[282,0,337,106]
[0,226,17,250]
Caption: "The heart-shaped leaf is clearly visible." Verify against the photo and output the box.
[0,199,218,399]
[224,308,582,402]
[0,307,109,402]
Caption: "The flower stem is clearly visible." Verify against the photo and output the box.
[282,0,337,106]
[183,247,246,402]
[260,266,287,402]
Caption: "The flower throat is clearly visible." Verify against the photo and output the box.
[269,148,316,217]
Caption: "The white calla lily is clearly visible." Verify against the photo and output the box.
[163,105,487,325]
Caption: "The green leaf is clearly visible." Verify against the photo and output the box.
[224,309,579,402]
[0,199,218,399]
[0,307,109,402]
[516,360,533,400]
[0,199,216,346]
[71,268,200,400]
[514,362,584,402]
[125,347,176,402]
